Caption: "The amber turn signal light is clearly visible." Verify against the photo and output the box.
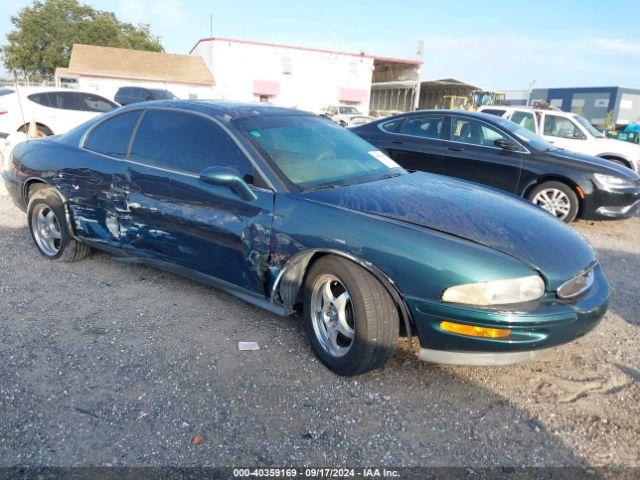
[440,321,511,338]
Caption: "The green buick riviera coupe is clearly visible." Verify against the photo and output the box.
[2,101,609,375]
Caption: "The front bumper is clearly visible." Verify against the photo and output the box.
[406,264,609,365]
[595,199,640,218]
[581,182,640,220]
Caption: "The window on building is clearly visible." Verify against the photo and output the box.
[282,57,292,75]
[84,110,142,159]
[130,109,253,178]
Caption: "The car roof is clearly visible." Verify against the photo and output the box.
[7,86,112,97]
[118,99,314,120]
[480,105,572,116]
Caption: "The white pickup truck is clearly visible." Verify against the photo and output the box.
[321,105,370,128]
[479,106,640,173]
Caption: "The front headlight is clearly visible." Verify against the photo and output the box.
[593,173,634,190]
[442,275,545,306]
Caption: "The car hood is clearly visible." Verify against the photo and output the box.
[594,136,640,155]
[303,172,596,288]
[548,148,640,178]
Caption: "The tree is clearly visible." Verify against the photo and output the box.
[1,0,163,79]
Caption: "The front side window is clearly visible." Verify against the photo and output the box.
[234,114,404,190]
[46,91,83,111]
[130,109,252,177]
[510,111,536,132]
[452,116,507,146]
[573,115,604,138]
[543,115,586,139]
[84,110,141,158]
[79,93,118,112]
[398,114,446,139]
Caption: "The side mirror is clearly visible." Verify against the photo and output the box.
[494,139,520,151]
[199,166,258,201]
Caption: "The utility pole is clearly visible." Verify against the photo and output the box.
[414,40,424,111]
[331,24,337,54]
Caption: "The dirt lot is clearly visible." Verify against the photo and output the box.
[0,181,638,468]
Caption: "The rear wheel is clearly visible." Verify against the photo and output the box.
[528,181,579,223]
[18,123,53,137]
[303,256,399,376]
[27,188,90,262]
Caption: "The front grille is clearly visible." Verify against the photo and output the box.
[557,268,595,299]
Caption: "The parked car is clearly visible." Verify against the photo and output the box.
[479,105,640,173]
[321,105,370,127]
[2,101,609,375]
[0,86,118,138]
[114,86,178,106]
[352,110,640,223]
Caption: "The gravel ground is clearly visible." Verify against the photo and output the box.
[0,182,638,468]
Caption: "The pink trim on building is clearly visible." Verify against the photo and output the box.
[339,88,368,103]
[253,80,280,96]
[190,37,423,66]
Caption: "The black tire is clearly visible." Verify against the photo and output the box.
[303,255,399,376]
[18,123,53,137]
[601,157,632,170]
[27,187,90,262]
[527,181,579,223]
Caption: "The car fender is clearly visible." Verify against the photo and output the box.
[271,247,415,348]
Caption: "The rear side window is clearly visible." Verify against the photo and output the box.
[84,111,141,158]
[510,111,536,133]
[481,109,506,116]
[130,109,252,177]
[46,91,83,111]
[28,93,51,107]
[0,88,14,96]
[398,114,447,139]
[380,119,401,133]
[79,93,117,112]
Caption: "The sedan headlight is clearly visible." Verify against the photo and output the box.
[442,275,545,306]
[593,173,634,190]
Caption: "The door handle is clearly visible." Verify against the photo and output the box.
[448,146,464,152]
[392,140,405,144]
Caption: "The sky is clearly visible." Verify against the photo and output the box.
[1,0,639,90]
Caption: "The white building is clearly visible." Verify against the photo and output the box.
[55,44,214,101]
[190,37,422,115]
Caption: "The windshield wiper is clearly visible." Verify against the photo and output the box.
[302,182,342,193]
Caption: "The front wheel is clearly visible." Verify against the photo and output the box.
[303,256,399,376]
[528,181,579,223]
[27,188,90,262]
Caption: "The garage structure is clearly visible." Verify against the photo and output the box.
[190,37,422,115]
[54,44,215,102]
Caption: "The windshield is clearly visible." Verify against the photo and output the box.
[491,116,559,151]
[339,106,360,115]
[234,115,404,190]
[573,115,604,138]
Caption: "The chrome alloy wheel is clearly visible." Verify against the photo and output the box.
[532,188,571,220]
[310,274,355,358]
[31,204,62,256]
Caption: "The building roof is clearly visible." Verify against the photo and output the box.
[62,44,214,86]
[190,37,423,66]
[54,67,78,79]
